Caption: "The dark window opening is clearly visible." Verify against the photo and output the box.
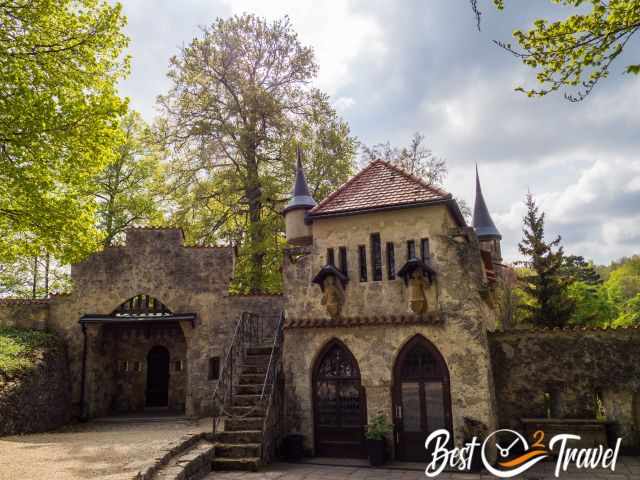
[175,360,183,372]
[407,240,416,259]
[386,242,396,280]
[370,233,382,281]
[420,238,430,261]
[339,247,348,276]
[595,390,606,420]
[358,245,367,282]
[327,248,335,266]
[208,356,220,380]
[134,361,141,372]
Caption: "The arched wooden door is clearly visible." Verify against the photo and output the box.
[313,340,366,458]
[146,346,170,407]
[393,336,452,461]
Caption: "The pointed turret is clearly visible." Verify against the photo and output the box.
[473,165,502,262]
[283,145,316,245]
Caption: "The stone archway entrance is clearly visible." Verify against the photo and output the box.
[393,335,452,462]
[146,345,170,407]
[312,340,366,458]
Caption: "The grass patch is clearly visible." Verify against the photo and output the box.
[0,327,58,379]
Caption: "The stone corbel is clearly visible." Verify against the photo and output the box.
[312,264,348,318]
[397,257,437,315]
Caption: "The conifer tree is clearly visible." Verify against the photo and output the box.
[517,193,575,327]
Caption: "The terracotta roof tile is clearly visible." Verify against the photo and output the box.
[310,160,451,217]
[284,313,443,329]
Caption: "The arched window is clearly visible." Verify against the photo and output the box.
[112,294,171,317]
[313,340,366,458]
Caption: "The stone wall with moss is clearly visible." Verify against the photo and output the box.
[282,205,499,457]
[0,300,49,330]
[489,327,640,448]
[0,328,71,436]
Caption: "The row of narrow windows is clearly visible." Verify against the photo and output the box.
[326,235,431,283]
[542,389,611,419]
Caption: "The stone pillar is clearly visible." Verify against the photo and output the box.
[82,324,102,419]
[179,320,195,416]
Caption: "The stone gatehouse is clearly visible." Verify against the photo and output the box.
[2,156,639,464]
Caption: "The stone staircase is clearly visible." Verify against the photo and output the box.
[212,344,273,472]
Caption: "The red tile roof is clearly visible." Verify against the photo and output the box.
[310,160,452,217]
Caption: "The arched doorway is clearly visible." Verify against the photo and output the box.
[146,346,170,407]
[393,335,452,461]
[313,340,366,458]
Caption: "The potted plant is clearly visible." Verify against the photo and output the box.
[463,417,488,472]
[365,413,392,466]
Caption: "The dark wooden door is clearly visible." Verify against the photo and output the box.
[393,336,452,462]
[313,340,366,458]
[146,346,170,407]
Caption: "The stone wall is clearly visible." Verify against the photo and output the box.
[282,205,499,457]
[0,334,71,436]
[47,228,283,419]
[0,299,49,330]
[489,327,640,448]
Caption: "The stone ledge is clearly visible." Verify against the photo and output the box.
[134,432,208,480]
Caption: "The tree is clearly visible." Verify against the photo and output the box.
[0,0,129,263]
[562,254,602,284]
[517,193,575,327]
[567,281,616,325]
[0,253,71,298]
[604,255,640,325]
[471,0,640,101]
[95,112,165,246]
[360,132,471,219]
[157,14,356,293]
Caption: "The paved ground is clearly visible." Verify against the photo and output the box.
[206,456,640,480]
[0,415,210,480]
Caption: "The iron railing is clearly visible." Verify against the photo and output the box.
[211,311,282,434]
[260,313,285,463]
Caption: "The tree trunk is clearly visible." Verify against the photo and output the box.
[245,153,264,293]
[31,256,38,299]
[44,252,50,297]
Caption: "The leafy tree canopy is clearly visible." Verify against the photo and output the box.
[0,0,130,263]
[472,0,640,101]
[157,14,356,293]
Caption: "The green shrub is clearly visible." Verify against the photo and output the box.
[0,327,57,379]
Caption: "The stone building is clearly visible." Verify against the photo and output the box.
[2,155,640,466]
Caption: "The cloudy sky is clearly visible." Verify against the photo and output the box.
[117,0,640,265]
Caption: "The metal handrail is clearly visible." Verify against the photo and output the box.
[260,312,285,462]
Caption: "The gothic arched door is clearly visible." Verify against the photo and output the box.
[313,340,366,458]
[146,345,170,407]
[393,336,452,461]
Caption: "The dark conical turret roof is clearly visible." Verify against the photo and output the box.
[283,145,316,214]
[473,165,501,239]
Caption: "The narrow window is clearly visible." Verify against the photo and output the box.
[420,238,430,261]
[386,242,396,280]
[175,360,183,372]
[594,390,606,420]
[134,361,141,372]
[338,247,348,276]
[358,245,367,282]
[119,360,129,372]
[327,248,335,266]
[208,356,220,380]
[407,240,416,259]
[370,233,382,281]
[543,392,552,418]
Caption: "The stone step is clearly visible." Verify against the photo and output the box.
[229,405,264,416]
[215,442,261,459]
[242,355,271,366]
[246,346,273,356]
[216,430,262,444]
[239,373,265,384]
[211,457,260,472]
[152,439,215,480]
[225,416,264,431]
[232,394,262,406]
[239,364,268,374]
[235,383,269,395]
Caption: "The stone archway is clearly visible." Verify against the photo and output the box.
[312,339,367,458]
[392,335,452,462]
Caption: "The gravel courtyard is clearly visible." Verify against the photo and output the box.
[0,416,210,480]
